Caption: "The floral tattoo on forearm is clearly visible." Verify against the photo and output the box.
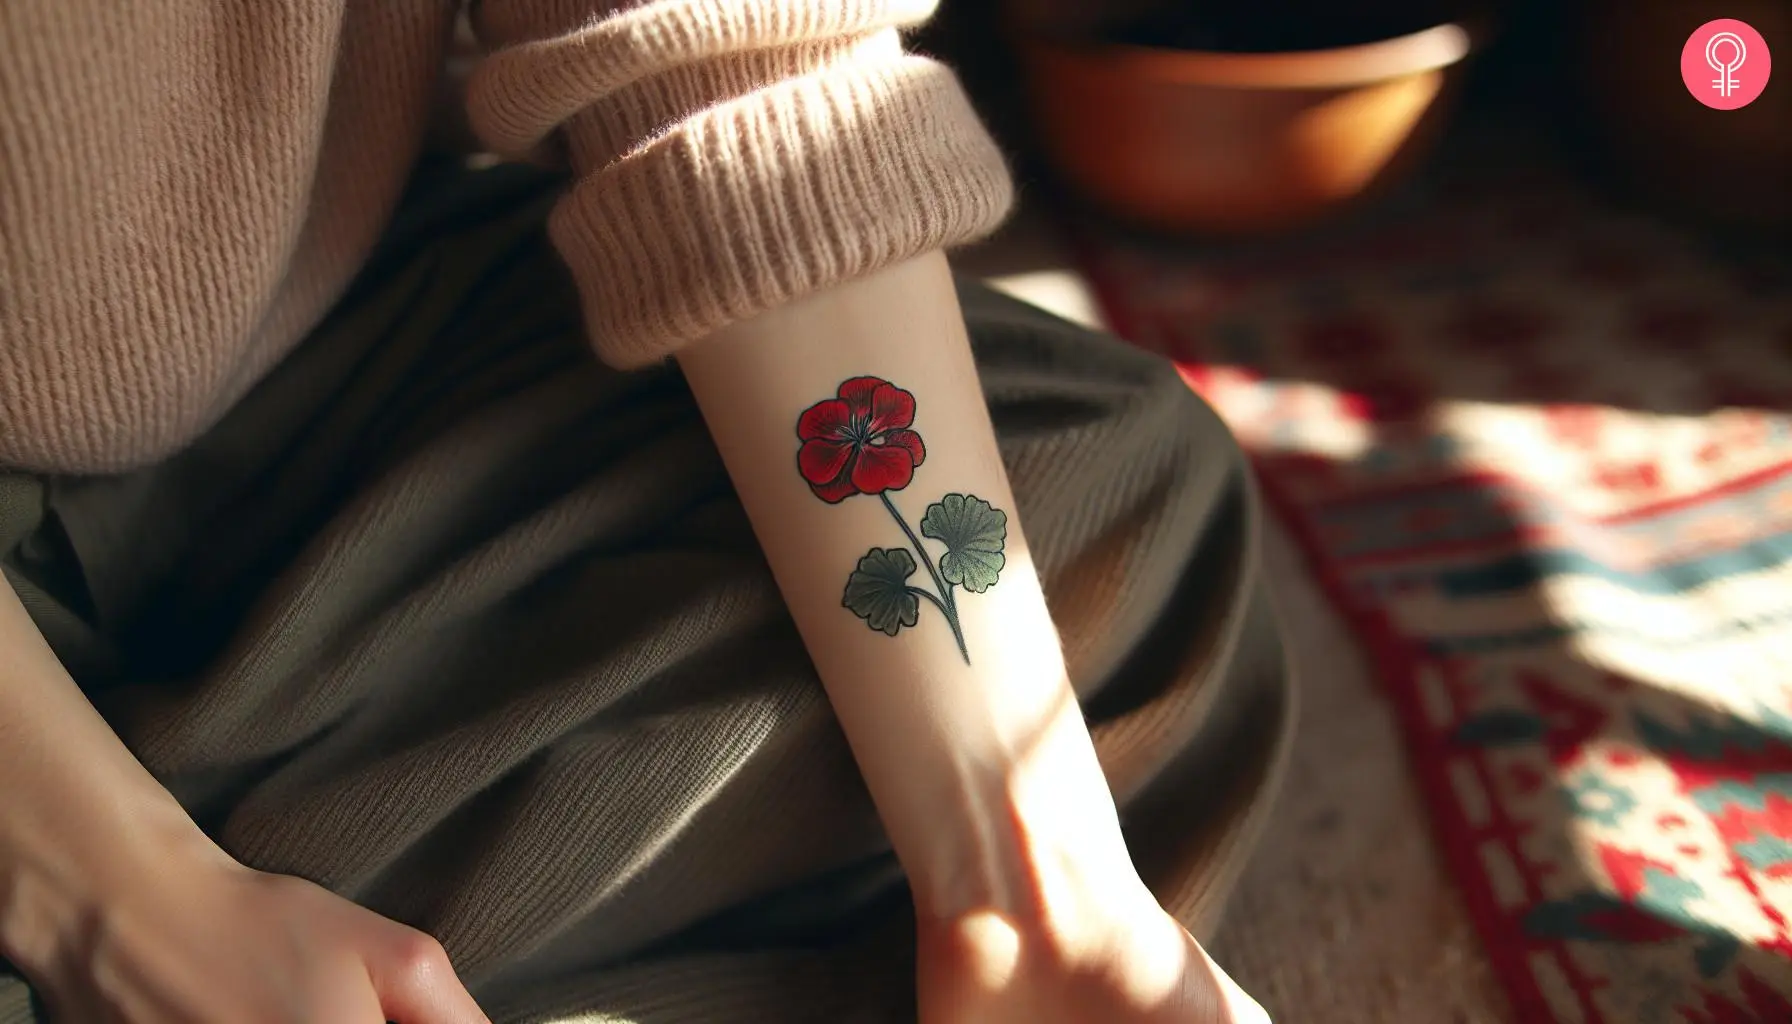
[795,376,1006,664]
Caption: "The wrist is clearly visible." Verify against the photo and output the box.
[0,783,222,980]
[906,697,1145,940]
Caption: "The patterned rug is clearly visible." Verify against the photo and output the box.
[1074,163,1792,1023]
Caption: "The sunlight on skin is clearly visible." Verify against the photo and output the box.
[917,901,1267,1024]
[948,910,1026,990]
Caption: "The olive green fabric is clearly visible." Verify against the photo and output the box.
[0,164,1291,1023]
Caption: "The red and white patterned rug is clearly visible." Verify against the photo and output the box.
[1076,165,1792,1023]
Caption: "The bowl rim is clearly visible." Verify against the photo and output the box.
[1022,20,1484,90]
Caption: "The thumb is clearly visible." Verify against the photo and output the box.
[369,930,491,1024]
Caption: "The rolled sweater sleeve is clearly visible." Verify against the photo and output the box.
[465,0,1015,368]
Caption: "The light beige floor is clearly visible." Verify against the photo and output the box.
[952,216,1514,1023]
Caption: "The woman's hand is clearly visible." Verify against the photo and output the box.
[1,576,487,1022]
[20,835,488,1024]
[917,892,1269,1024]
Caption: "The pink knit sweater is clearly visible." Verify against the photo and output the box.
[0,0,1013,473]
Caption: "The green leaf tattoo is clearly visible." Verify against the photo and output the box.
[799,377,1007,664]
[842,547,922,636]
[920,493,1007,593]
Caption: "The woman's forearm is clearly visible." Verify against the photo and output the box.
[0,574,214,974]
[677,253,1137,927]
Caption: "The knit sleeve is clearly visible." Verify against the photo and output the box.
[464,0,1014,368]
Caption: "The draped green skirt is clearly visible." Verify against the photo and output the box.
[0,164,1292,1023]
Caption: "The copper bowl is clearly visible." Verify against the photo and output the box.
[1017,22,1481,235]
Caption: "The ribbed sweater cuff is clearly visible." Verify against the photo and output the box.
[467,1,1013,368]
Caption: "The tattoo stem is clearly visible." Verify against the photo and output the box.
[880,492,970,664]
[907,587,950,619]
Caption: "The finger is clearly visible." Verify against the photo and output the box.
[1186,939,1270,1024]
[369,929,491,1024]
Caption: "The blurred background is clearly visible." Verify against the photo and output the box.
[922,3,1792,1022]
[924,0,1789,238]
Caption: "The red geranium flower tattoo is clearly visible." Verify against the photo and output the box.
[796,376,927,503]
[794,376,1007,665]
